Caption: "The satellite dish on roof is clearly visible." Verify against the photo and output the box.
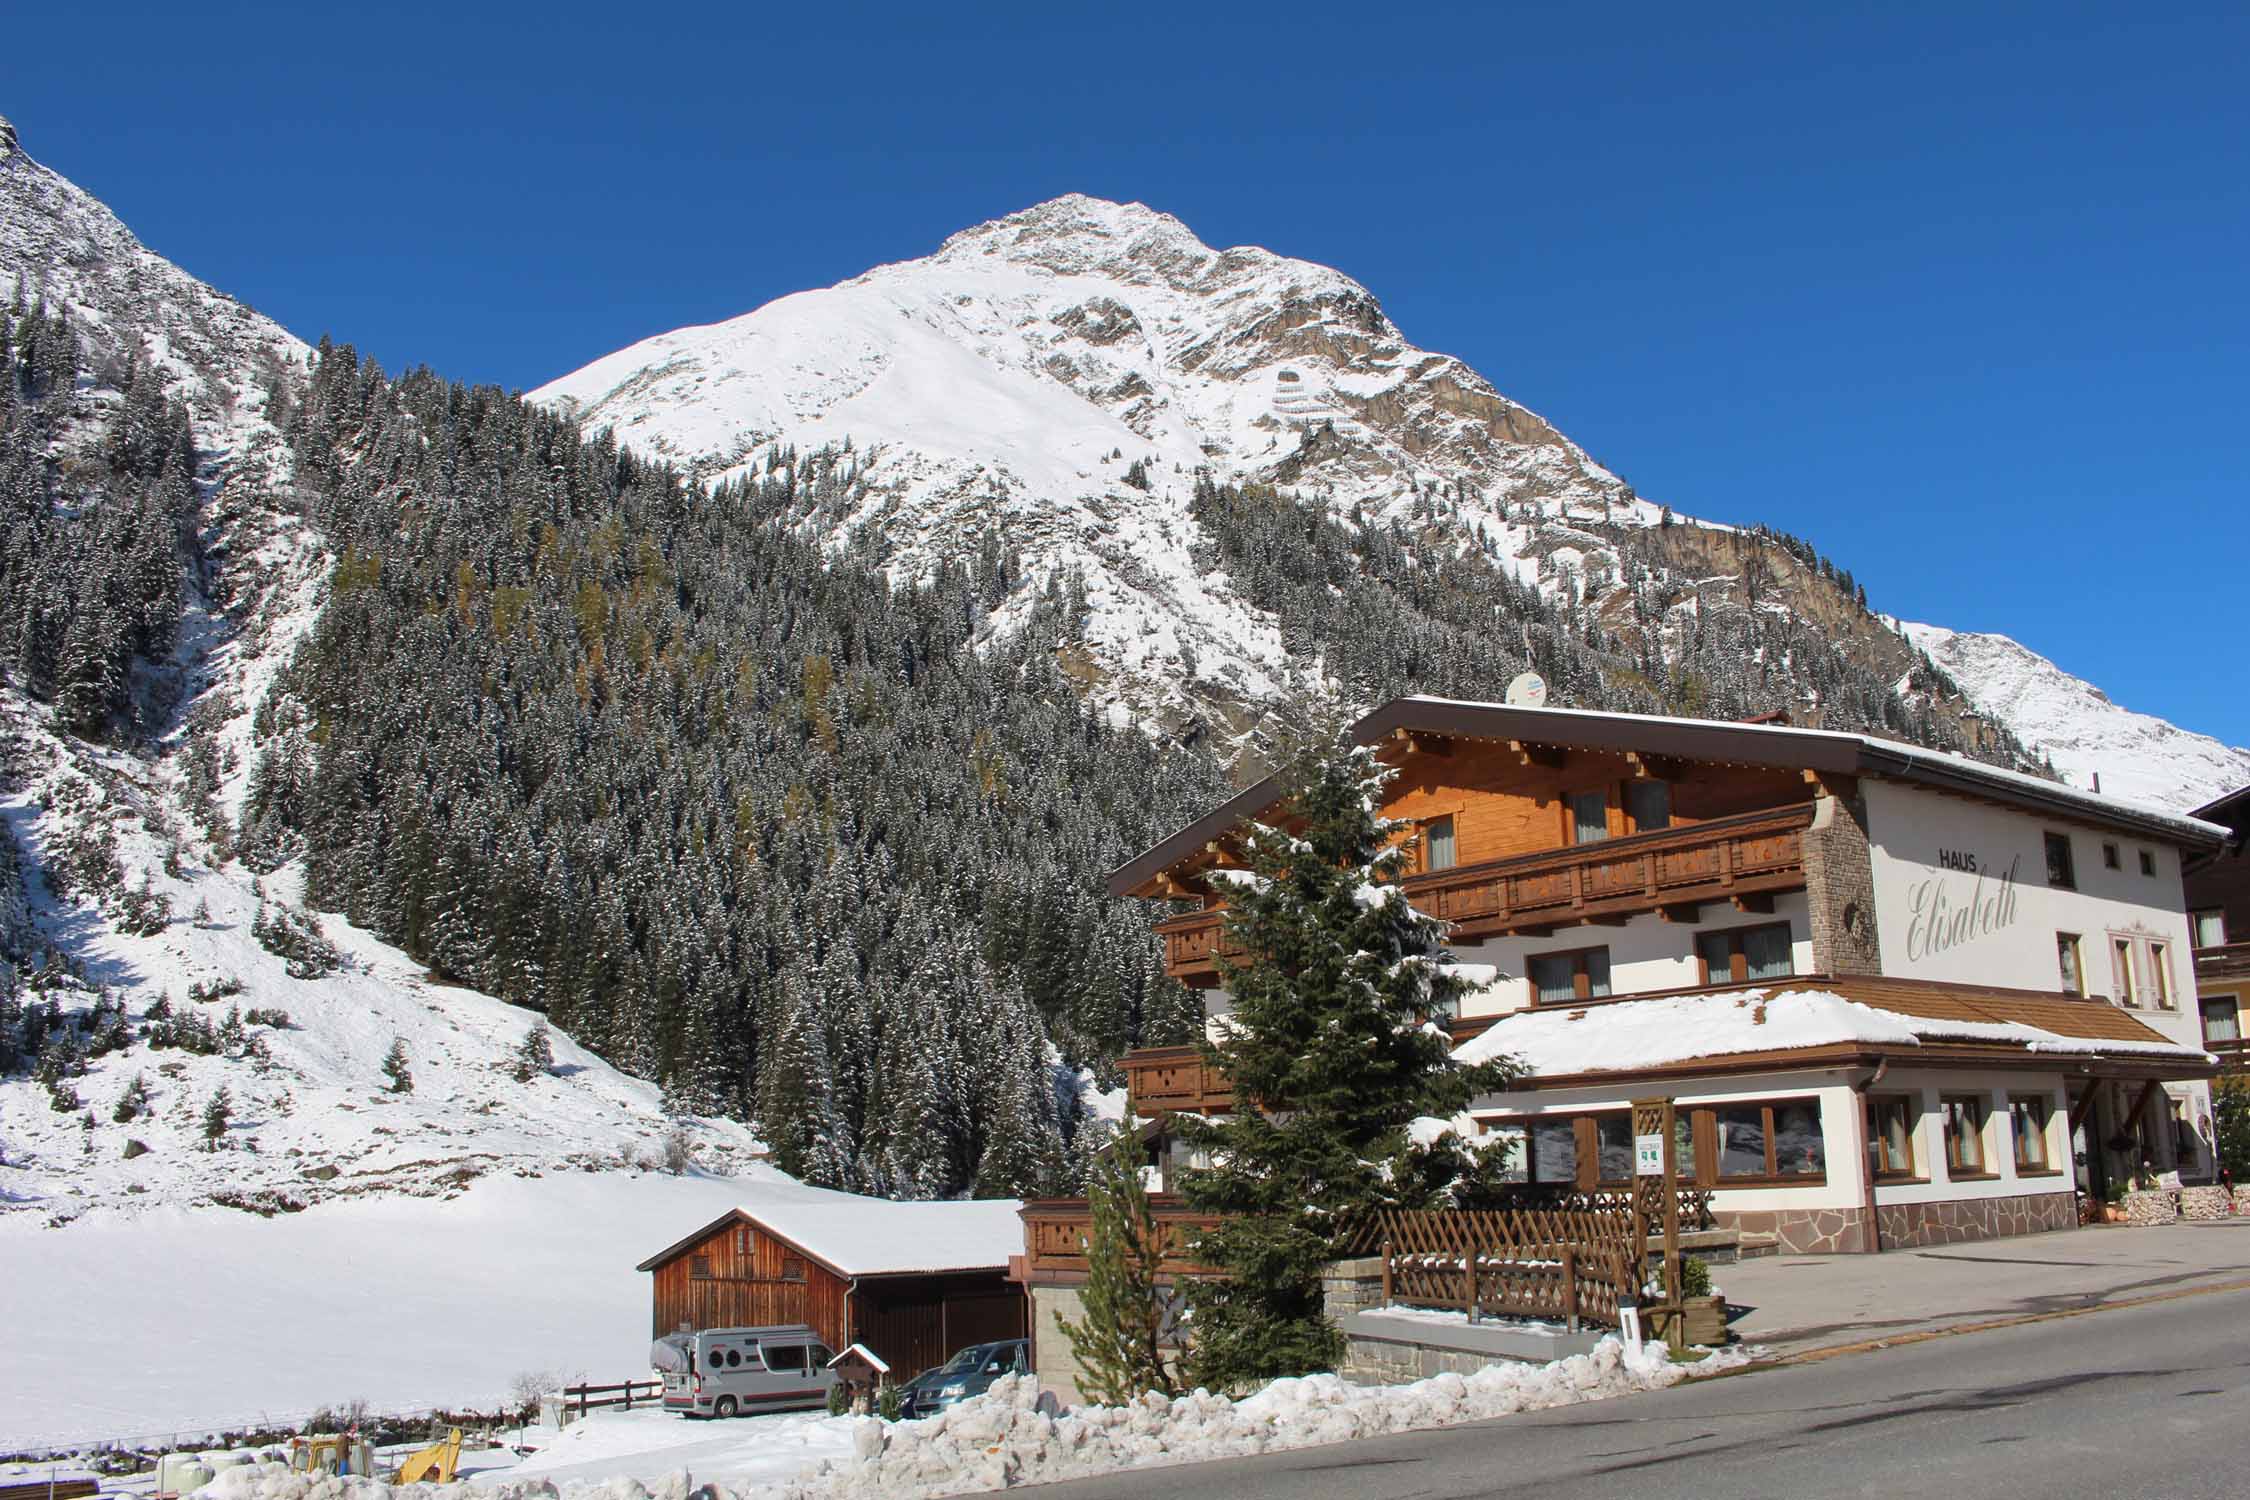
[1505,671,1548,708]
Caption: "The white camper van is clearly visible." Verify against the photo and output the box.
[653,1324,839,1418]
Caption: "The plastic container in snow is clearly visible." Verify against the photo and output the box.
[157,1453,216,1495]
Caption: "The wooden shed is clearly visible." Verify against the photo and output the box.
[637,1198,1027,1380]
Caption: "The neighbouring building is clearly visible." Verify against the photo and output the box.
[2186,785,2250,1077]
[639,1195,1027,1379]
[1102,697,2225,1257]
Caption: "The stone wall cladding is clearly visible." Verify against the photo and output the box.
[1804,792,1883,976]
[1029,1285,1091,1408]
[1320,1257,1388,1325]
[2180,1185,2232,1220]
[1342,1338,1535,1383]
[1874,1190,2078,1248]
[2122,1188,2181,1226]
[1714,1206,1874,1255]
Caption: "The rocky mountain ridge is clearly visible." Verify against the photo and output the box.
[532,195,2036,781]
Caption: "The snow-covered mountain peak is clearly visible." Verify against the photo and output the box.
[534,194,1651,735]
[1901,623,2250,813]
[0,115,19,161]
[928,192,1347,301]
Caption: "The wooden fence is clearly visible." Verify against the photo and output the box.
[1372,1207,1639,1332]
[560,1379,663,1419]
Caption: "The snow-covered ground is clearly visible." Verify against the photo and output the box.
[473,1408,857,1492]
[179,1341,1740,1500]
[0,1170,805,1453]
[1901,622,2250,813]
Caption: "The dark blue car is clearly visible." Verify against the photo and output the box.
[895,1339,1031,1419]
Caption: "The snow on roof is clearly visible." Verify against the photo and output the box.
[747,1196,1026,1277]
[642,1189,1026,1278]
[1450,984,2213,1080]
[828,1342,891,1373]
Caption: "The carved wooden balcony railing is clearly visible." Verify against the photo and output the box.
[1123,1045,1235,1118]
[2194,942,2250,984]
[1018,1196,1221,1280]
[1155,802,1818,982]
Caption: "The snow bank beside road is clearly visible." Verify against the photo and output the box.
[197,1338,1734,1500]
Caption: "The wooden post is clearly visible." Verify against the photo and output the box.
[1460,1218,1478,1324]
[1561,1247,1580,1333]
[1631,1096,1683,1351]
[1381,1227,1394,1309]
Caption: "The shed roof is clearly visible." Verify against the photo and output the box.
[1450,975,2212,1089]
[1108,697,2229,896]
[636,1193,1025,1279]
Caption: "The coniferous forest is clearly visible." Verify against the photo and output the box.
[233,345,1227,1198]
[0,293,201,741]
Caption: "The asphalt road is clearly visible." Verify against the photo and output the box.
[1012,1286,2250,1500]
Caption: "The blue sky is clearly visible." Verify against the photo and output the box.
[5,3,2244,745]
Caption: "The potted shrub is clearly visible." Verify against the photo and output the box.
[1648,1256,1727,1347]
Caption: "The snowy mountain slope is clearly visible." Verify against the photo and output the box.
[0,111,324,812]
[534,194,1659,733]
[1900,623,2250,813]
[0,117,769,1225]
[0,693,766,1224]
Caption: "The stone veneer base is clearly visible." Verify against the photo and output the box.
[1874,1190,2078,1248]
[1718,1190,2078,1254]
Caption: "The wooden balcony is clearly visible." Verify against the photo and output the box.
[1018,1196,1221,1281]
[2206,1037,2250,1074]
[1123,1045,1235,1117]
[2195,942,2250,984]
[1155,802,1817,983]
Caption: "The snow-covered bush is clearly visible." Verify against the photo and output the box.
[252,902,343,979]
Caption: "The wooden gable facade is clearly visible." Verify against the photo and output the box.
[638,1209,1025,1380]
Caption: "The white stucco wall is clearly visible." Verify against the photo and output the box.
[1450,893,1815,1019]
[1861,1067,2073,1207]
[1862,779,2201,1046]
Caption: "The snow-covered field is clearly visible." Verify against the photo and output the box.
[0,1170,779,1452]
[474,1408,858,1492]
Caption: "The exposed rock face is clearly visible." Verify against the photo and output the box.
[532,194,1649,745]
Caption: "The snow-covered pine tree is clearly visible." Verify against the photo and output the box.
[1176,739,1519,1391]
[1054,1132,1182,1405]
[381,1037,412,1093]
[199,1086,231,1149]
[512,1021,554,1083]
[112,1071,150,1123]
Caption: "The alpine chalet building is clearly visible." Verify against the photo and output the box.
[1109,697,2224,1255]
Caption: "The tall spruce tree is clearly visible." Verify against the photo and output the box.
[1054,1131,1182,1405]
[1177,740,1519,1390]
